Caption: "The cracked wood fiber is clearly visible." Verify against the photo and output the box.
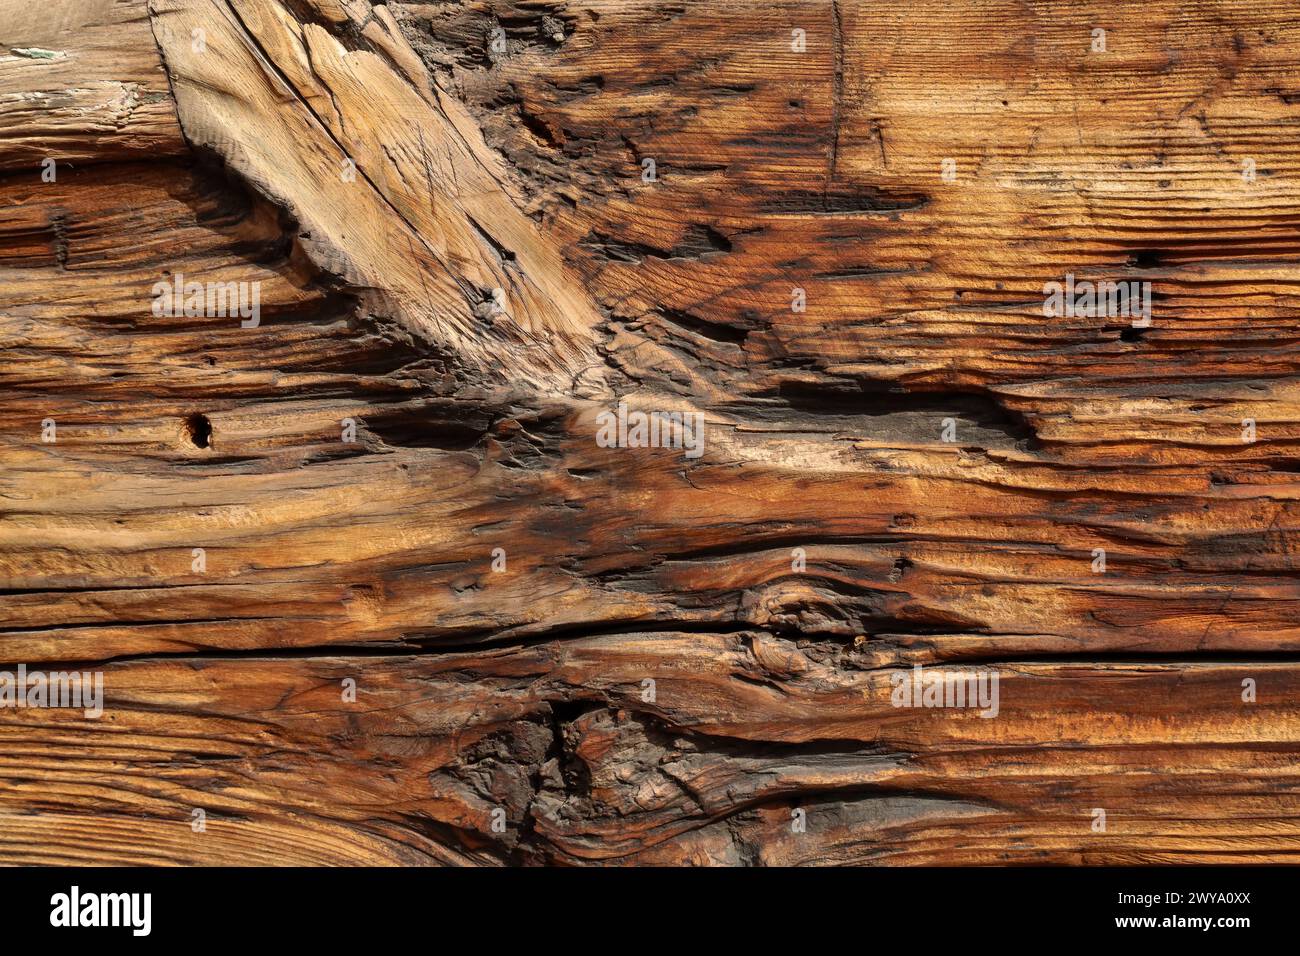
[1,0,1299,866]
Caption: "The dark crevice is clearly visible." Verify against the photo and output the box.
[410,617,762,654]
[719,380,1041,452]
[757,187,930,215]
[12,625,1300,676]
[466,214,518,266]
[579,224,732,263]
[1126,249,1166,269]
[652,306,752,346]
[516,105,563,148]
[182,413,212,449]
[358,401,496,451]
[898,649,1300,667]
[589,536,913,583]
[0,617,280,637]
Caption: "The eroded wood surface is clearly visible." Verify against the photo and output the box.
[1,0,1298,864]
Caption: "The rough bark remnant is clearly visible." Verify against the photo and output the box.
[1,0,1299,865]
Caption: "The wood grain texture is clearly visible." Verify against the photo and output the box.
[1,0,1298,865]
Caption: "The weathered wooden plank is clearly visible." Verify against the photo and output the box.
[0,0,1297,865]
